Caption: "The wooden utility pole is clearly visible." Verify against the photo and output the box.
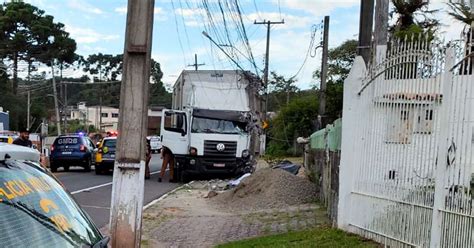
[254,19,285,121]
[358,0,375,65]
[254,19,284,155]
[109,0,154,247]
[51,63,61,135]
[318,16,329,128]
[188,54,205,70]
[27,90,30,130]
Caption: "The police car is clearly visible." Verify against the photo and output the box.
[95,136,117,175]
[0,143,109,247]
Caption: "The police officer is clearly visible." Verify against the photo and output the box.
[13,129,33,148]
[145,138,151,180]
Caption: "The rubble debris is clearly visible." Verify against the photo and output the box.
[272,160,301,175]
[213,168,318,211]
[228,173,252,187]
[205,190,219,199]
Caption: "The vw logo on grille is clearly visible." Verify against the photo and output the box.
[216,143,225,152]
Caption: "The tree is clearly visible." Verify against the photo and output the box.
[447,1,474,26]
[267,94,319,156]
[78,54,171,107]
[268,71,298,105]
[313,39,357,119]
[82,53,123,82]
[0,1,76,94]
[149,60,171,107]
[389,0,439,38]
[447,1,474,75]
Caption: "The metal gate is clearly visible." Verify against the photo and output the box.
[339,31,474,247]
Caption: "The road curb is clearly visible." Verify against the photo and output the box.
[143,181,194,210]
[100,180,194,236]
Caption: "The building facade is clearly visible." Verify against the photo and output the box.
[68,102,165,134]
[0,107,9,131]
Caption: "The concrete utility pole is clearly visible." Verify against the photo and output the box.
[318,16,329,129]
[51,63,61,135]
[374,0,389,46]
[109,0,154,247]
[187,54,205,71]
[254,19,285,121]
[358,0,375,65]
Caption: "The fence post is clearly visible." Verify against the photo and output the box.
[338,56,367,229]
[429,46,455,248]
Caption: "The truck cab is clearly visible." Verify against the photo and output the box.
[160,70,261,181]
[161,108,253,181]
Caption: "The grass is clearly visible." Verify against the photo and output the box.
[216,226,379,248]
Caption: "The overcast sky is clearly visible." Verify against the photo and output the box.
[22,0,467,89]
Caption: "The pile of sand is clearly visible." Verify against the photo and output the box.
[212,168,318,211]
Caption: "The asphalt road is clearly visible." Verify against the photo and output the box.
[53,154,179,228]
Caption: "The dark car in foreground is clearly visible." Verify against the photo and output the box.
[0,143,108,247]
[50,135,96,172]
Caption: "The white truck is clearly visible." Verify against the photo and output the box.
[160,70,261,181]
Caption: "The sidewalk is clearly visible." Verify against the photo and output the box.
[140,182,328,248]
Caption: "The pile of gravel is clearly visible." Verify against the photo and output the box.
[212,168,318,211]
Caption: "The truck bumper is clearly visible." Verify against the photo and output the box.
[175,155,253,179]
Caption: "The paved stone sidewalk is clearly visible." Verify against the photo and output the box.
[140,186,329,248]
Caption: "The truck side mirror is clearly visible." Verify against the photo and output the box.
[181,129,186,137]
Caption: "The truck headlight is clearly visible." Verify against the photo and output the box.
[242,149,250,158]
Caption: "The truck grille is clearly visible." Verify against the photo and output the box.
[204,140,237,157]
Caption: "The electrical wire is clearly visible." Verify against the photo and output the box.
[290,21,324,80]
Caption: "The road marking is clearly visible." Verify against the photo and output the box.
[71,170,165,195]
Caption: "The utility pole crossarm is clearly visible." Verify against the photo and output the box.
[187,54,205,71]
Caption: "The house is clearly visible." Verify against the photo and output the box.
[68,102,166,134]
[69,102,119,132]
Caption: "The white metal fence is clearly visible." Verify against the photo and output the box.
[339,31,474,247]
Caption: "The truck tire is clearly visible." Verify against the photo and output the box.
[180,171,191,183]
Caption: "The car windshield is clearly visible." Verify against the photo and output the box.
[0,160,103,247]
[192,117,247,134]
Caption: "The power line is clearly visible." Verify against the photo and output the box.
[290,21,324,79]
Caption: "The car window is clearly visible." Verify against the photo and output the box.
[103,139,116,148]
[0,160,103,247]
[54,137,80,147]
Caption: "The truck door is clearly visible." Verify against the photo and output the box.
[160,110,189,155]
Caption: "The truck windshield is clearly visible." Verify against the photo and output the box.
[192,117,247,134]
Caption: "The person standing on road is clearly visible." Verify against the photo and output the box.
[158,146,175,183]
[145,139,151,180]
[13,129,33,148]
